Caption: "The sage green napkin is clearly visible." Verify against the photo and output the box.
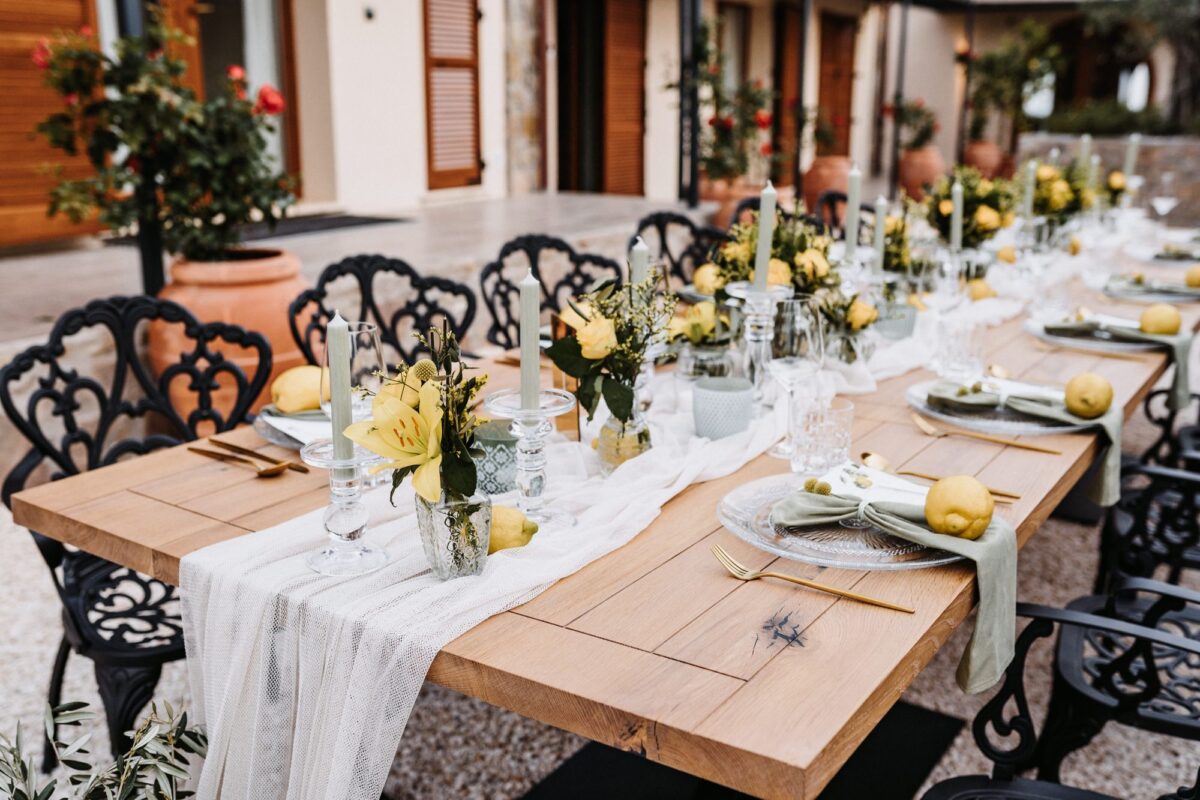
[1043,318,1192,411]
[769,491,1016,694]
[1110,276,1200,299]
[926,381,1122,507]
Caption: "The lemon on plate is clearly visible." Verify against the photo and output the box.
[924,476,994,541]
[967,278,996,301]
[270,365,327,414]
[1064,373,1113,419]
[488,506,539,554]
[1186,265,1200,288]
[1140,303,1181,335]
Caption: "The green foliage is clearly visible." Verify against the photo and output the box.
[1043,100,1177,136]
[33,7,295,261]
[891,99,938,150]
[924,166,1016,250]
[970,21,1062,145]
[0,702,205,799]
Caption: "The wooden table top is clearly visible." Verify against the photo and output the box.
[11,288,1192,799]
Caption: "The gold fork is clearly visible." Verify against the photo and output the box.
[711,545,914,614]
[911,412,1062,455]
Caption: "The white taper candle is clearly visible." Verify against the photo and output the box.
[630,236,649,285]
[845,163,861,259]
[1022,160,1037,219]
[519,269,540,411]
[327,313,353,463]
[950,178,963,252]
[1078,133,1092,167]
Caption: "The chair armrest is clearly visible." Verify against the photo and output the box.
[1113,575,1200,609]
[1016,602,1200,657]
[1120,461,1200,485]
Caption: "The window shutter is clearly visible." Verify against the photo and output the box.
[602,0,645,195]
[424,0,482,190]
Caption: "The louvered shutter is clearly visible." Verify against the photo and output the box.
[602,0,645,195]
[424,0,482,189]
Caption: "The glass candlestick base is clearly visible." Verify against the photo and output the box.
[484,388,577,529]
[300,438,389,576]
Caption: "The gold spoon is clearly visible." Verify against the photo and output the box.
[986,364,1011,379]
[860,452,1019,503]
[187,447,290,477]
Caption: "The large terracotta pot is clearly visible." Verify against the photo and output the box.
[151,248,309,415]
[898,146,947,201]
[701,176,761,228]
[802,155,851,214]
[963,141,1004,179]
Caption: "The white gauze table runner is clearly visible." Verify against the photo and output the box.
[181,373,785,800]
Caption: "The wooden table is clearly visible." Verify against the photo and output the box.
[12,294,1190,799]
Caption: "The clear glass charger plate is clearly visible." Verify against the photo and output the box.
[1022,318,1157,353]
[717,473,963,570]
[906,379,1091,436]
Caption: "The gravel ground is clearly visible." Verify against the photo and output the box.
[1,412,1196,799]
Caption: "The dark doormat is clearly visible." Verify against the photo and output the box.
[519,701,963,800]
[106,213,408,247]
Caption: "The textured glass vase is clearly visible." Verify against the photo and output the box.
[415,493,492,580]
[596,409,652,475]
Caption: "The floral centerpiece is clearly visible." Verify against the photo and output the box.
[925,167,1015,250]
[545,272,675,472]
[895,99,938,151]
[1030,161,1094,228]
[881,213,912,275]
[668,301,734,380]
[817,291,878,364]
[694,212,839,298]
[344,323,491,579]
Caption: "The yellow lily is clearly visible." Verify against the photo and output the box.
[344,380,443,502]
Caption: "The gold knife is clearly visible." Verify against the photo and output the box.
[208,439,308,473]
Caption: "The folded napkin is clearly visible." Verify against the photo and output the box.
[1156,246,1200,262]
[1110,276,1200,299]
[770,482,1016,694]
[1042,318,1192,411]
[926,381,1122,506]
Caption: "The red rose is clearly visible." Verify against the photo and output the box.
[79,25,93,37]
[754,79,764,89]
[708,115,718,127]
[754,110,772,130]
[126,155,140,174]
[253,84,286,115]
[227,64,246,81]
[31,38,51,70]
[721,116,734,130]
[707,63,719,75]
[64,93,78,106]
[760,142,773,156]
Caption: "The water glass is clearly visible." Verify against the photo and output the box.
[769,297,825,459]
[790,396,853,475]
[932,315,982,383]
[321,321,385,422]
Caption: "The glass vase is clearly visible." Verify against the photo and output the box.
[415,493,492,580]
[677,342,735,381]
[828,331,875,365]
[597,409,652,475]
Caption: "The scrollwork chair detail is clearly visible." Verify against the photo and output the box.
[478,234,622,349]
[814,189,875,244]
[922,585,1200,800]
[730,195,826,233]
[629,211,728,286]
[0,295,271,769]
[1135,388,1200,467]
[289,254,477,366]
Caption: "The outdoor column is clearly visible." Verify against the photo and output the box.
[888,0,912,199]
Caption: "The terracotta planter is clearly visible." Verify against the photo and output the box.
[701,177,761,228]
[963,141,1004,179]
[151,248,309,415]
[802,155,851,214]
[898,146,947,201]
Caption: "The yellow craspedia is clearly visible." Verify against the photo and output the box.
[409,358,437,383]
[967,278,996,301]
[270,365,326,414]
[974,205,1001,232]
[1108,171,1126,192]
[938,199,954,216]
[1065,373,1113,419]
[693,263,724,296]
[1186,265,1200,288]
[997,245,1018,264]
[847,298,878,331]
[924,475,994,540]
[1140,303,1182,335]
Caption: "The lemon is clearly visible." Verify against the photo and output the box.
[270,365,326,414]
[967,278,996,301]
[1140,303,1182,335]
[1064,372,1113,419]
[1187,266,1200,288]
[488,506,539,554]
[1068,236,1082,256]
[924,476,994,540]
[996,246,1017,265]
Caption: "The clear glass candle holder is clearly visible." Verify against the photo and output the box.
[300,438,389,576]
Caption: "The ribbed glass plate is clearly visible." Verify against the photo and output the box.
[906,380,1090,437]
[717,474,963,571]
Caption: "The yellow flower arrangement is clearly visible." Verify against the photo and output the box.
[667,301,727,345]
[345,380,443,502]
[692,262,724,295]
[710,211,838,295]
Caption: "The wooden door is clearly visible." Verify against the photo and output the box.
[772,5,801,187]
[0,0,101,247]
[424,0,482,189]
[817,12,855,157]
[602,0,644,195]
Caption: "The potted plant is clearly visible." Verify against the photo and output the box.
[892,98,945,200]
[33,12,303,407]
[802,110,850,211]
[970,21,1061,166]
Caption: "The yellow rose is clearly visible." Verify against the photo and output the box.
[938,199,954,216]
[1108,171,1126,191]
[974,205,1001,232]
[559,300,592,330]
[847,298,878,331]
[1049,179,1072,211]
[813,235,832,251]
[692,263,724,295]
[757,257,791,287]
[794,248,830,281]
[1036,164,1060,183]
[669,302,719,343]
[884,215,901,235]
[1080,188,1095,210]
[997,245,1017,264]
[978,179,994,195]
[577,316,617,360]
[1002,211,1016,228]
[722,241,751,264]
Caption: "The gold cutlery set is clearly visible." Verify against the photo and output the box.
[188,439,308,478]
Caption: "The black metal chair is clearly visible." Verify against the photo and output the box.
[628,211,728,287]
[478,234,622,349]
[0,295,271,769]
[729,195,825,233]
[814,189,875,244]
[288,254,477,367]
[922,580,1200,800]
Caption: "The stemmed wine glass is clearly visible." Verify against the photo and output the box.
[767,296,825,460]
[321,321,385,422]
[1151,171,1179,222]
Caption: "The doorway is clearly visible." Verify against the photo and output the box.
[816,12,856,157]
[556,0,645,194]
